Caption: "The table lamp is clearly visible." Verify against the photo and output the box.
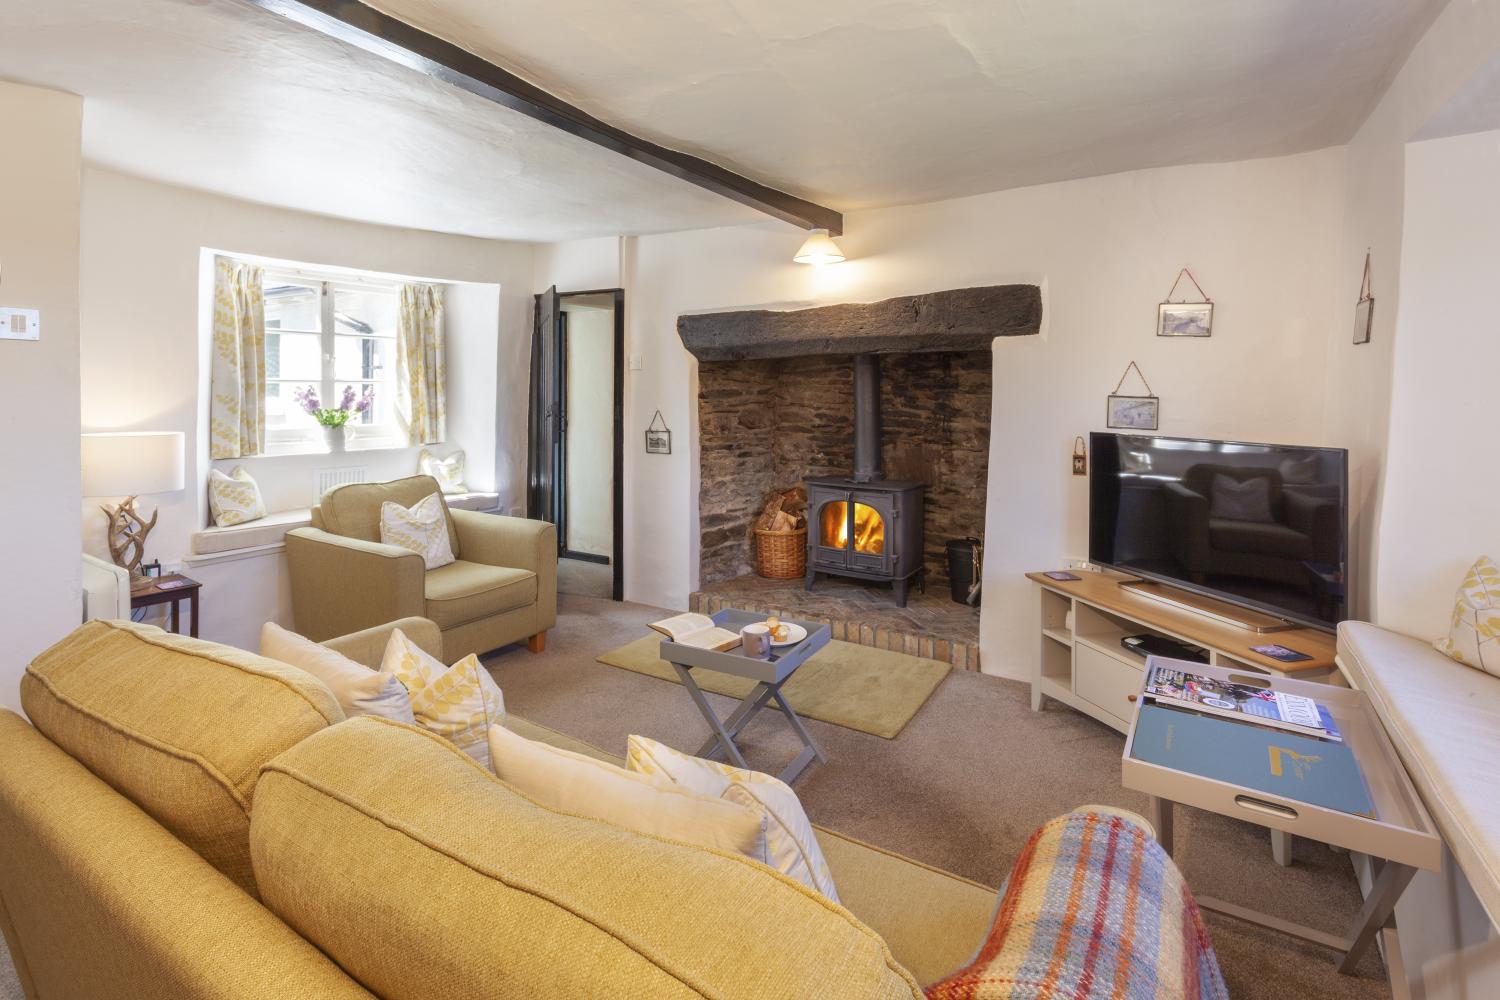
[82,431,186,592]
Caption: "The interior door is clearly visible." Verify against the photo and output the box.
[527,286,561,523]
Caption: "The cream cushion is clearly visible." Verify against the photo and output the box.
[418,447,467,494]
[208,465,267,527]
[1434,555,1500,676]
[379,492,455,570]
[626,734,839,902]
[259,622,415,724]
[381,627,504,766]
[488,724,769,863]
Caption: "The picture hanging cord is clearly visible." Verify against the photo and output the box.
[1164,267,1211,303]
[1112,361,1155,397]
[1359,250,1373,302]
[647,409,670,431]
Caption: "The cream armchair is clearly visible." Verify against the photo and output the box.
[285,475,556,660]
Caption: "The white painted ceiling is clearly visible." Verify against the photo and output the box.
[2,0,1444,240]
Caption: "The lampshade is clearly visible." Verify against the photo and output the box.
[81,432,186,498]
[793,228,846,265]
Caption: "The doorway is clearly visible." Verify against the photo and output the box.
[528,287,623,600]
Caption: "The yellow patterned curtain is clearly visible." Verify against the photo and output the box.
[209,257,266,459]
[397,283,446,446]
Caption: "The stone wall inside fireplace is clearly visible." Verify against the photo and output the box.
[699,350,991,588]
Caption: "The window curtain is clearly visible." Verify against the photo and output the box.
[397,283,446,446]
[209,256,266,459]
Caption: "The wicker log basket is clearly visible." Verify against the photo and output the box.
[755,526,807,579]
[754,485,809,579]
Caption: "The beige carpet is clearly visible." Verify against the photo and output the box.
[597,633,950,739]
[487,594,1393,1000]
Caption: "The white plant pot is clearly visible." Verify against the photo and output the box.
[323,424,346,454]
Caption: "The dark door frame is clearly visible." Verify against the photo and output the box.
[532,287,625,601]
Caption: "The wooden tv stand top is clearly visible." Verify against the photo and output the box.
[1026,571,1336,674]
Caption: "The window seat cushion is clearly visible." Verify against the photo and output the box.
[189,493,499,557]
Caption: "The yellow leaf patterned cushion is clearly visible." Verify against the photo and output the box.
[381,627,504,766]
[626,733,839,903]
[207,466,266,527]
[378,492,455,570]
[1434,556,1500,677]
[418,447,467,494]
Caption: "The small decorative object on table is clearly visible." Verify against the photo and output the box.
[644,409,672,454]
[1157,266,1214,337]
[295,384,374,454]
[1106,361,1159,430]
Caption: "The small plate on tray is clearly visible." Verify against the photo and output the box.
[763,622,807,647]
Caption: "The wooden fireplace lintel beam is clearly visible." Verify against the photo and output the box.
[677,285,1042,362]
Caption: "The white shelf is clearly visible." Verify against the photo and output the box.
[1041,626,1073,648]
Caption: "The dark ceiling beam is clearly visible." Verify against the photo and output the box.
[241,0,844,235]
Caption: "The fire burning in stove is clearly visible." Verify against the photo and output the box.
[820,501,885,555]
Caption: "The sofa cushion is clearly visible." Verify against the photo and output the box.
[21,620,343,897]
[251,718,922,999]
[315,474,460,558]
[1208,518,1311,560]
[424,560,537,629]
[1339,621,1500,927]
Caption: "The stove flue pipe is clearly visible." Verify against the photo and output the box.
[852,353,884,483]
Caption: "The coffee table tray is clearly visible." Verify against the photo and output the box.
[658,609,830,685]
[1122,658,1440,872]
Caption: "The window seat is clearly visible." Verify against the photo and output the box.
[189,492,501,557]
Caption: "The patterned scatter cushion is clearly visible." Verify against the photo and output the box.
[208,465,266,526]
[381,627,504,765]
[1208,474,1274,523]
[626,734,839,902]
[260,622,415,724]
[1434,556,1500,676]
[418,448,467,494]
[925,810,1227,1000]
[379,492,455,570]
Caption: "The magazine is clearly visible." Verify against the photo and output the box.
[1143,659,1342,742]
[648,612,742,652]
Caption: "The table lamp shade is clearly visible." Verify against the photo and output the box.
[82,432,186,498]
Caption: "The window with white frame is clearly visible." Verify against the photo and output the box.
[262,269,402,450]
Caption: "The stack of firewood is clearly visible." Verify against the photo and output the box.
[756,486,807,533]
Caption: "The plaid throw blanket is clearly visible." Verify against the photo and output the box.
[926,810,1228,1000]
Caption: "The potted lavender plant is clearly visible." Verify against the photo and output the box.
[294,385,374,453]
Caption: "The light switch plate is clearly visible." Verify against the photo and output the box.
[629,354,644,371]
[0,308,39,341]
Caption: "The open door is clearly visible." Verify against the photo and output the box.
[527,286,560,523]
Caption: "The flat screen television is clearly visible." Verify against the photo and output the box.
[1088,433,1348,631]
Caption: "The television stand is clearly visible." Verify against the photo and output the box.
[1117,579,1299,634]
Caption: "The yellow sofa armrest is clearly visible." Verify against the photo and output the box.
[451,510,557,629]
[285,528,426,642]
[323,617,443,669]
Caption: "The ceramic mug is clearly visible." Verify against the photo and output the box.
[741,623,772,659]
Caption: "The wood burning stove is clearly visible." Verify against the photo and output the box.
[805,354,926,606]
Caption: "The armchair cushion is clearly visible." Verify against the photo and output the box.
[425,561,538,629]
[315,475,460,559]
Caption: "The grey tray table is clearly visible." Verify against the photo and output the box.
[1123,659,1440,999]
[658,609,831,784]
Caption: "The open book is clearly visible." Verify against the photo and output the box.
[649,612,742,652]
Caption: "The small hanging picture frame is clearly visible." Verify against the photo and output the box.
[1072,436,1088,476]
[1353,251,1375,345]
[645,409,672,454]
[1106,361,1160,430]
[1157,267,1214,338]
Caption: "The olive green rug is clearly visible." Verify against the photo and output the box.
[595,636,951,739]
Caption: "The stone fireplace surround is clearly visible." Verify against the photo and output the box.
[679,285,1042,668]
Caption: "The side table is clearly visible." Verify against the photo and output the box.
[131,574,202,637]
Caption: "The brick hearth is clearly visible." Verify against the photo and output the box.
[690,574,981,671]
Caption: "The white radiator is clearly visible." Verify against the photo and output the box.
[314,466,367,500]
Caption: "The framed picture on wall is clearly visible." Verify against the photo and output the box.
[1157,301,1214,338]
[1106,394,1159,430]
[1353,296,1374,345]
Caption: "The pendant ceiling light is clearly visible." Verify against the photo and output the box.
[793,228,845,265]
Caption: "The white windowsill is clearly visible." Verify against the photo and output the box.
[256,438,413,458]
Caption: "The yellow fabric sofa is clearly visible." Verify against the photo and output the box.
[0,620,996,999]
[284,475,557,659]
